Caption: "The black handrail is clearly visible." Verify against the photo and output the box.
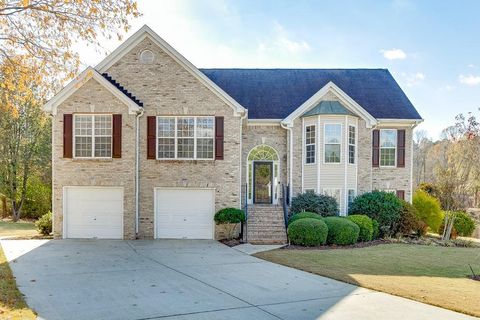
[244,183,248,242]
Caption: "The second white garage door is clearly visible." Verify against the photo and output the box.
[155,188,215,239]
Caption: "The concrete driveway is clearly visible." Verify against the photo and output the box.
[1,240,476,320]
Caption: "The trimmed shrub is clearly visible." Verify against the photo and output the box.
[347,215,373,242]
[323,217,360,245]
[412,190,443,232]
[372,219,380,239]
[291,191,338,217]
[395,200,422,236]
[348,191,402,236]
[214,208,245,224]
[288,212,322,225]
[439,211,476,238]
[454,211,476,237]
[36,211,52,235]
[288,218,328,246]
[214,208,245,240]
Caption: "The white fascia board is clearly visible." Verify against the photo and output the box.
[281,81,377,128]
[376,118,424,128]
[96,25,246,116]
[43,67,141,116]
[247,119,282,126]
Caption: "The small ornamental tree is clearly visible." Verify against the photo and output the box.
[412,190,443,232]
[291,191,338,217]
[348,191,402,236]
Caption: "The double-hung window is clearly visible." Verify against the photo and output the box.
[74,114,112,158]
[380,129,397,166]
[324,124,342,163]
[348,125,356,164]
[305,125,316,164]
[157,116,214,160]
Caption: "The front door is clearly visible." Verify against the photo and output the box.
[253,162,273,204]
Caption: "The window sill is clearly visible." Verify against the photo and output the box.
[72,158,113,162]
[155,159,215,163]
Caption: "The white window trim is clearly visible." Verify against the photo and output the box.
[323,123,342,164]
[348,125,356,165]
[304,124,316,165]
[73,114,113,159]
[379,129,397,167]
[347,188,356,210]
[156,116,215,161]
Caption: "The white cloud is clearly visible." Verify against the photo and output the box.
[258,21,311,55]
[403,72,425,87]
[459,74,480,86]
[468,64,476,68]
[380,48,407,60]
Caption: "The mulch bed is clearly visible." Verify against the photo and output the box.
[219,238,244,247]
[3,235,53,240]
[282,239,390,250]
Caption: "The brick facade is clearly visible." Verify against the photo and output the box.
[50,31,416,239]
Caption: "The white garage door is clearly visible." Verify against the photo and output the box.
[155,188,215,239]
[64,187,123,239]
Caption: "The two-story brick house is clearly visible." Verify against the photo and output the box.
[44,25,422,242]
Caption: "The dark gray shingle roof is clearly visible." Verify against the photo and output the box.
[200,68,422,120]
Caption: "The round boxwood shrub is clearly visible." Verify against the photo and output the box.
[36,211,52,235]
[288,212,322,225]
[348,191,402,236]
[323,217,360,245]
[288,218,328,246]
[214,208,245,224]
[412,190,443,232]
[372,219,380,239]
[453,211,476,237]
[291,191,338,217]
[347,215,373,242]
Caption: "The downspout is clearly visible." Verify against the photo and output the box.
[239,110,248,209]
[281,122,293,203]
[135,109,144,237]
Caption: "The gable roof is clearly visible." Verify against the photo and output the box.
[96,25,246,116]
[200,68,422,120]
[43,67,142,115]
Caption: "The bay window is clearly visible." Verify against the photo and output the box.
[348,125,356,164]
[305,125,316,164]
[324,124,342,163]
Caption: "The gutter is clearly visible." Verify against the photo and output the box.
[135,108,145,236]
[280,122,293,203]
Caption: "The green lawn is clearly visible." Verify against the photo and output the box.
[255,244,480,317]
[0,246,36,319]
[0,220,38,239]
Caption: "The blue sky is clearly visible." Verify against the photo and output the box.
[78,0,480,139]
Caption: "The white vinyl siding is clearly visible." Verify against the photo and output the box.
[74,114,112,158]
[157,116,214,160]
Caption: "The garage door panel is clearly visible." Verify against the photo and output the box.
[156,188,214,239]
[65,187,123,239]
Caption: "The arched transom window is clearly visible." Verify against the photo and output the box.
[248,145,279,161]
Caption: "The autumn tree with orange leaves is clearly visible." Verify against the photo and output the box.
[0,0,140,221]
